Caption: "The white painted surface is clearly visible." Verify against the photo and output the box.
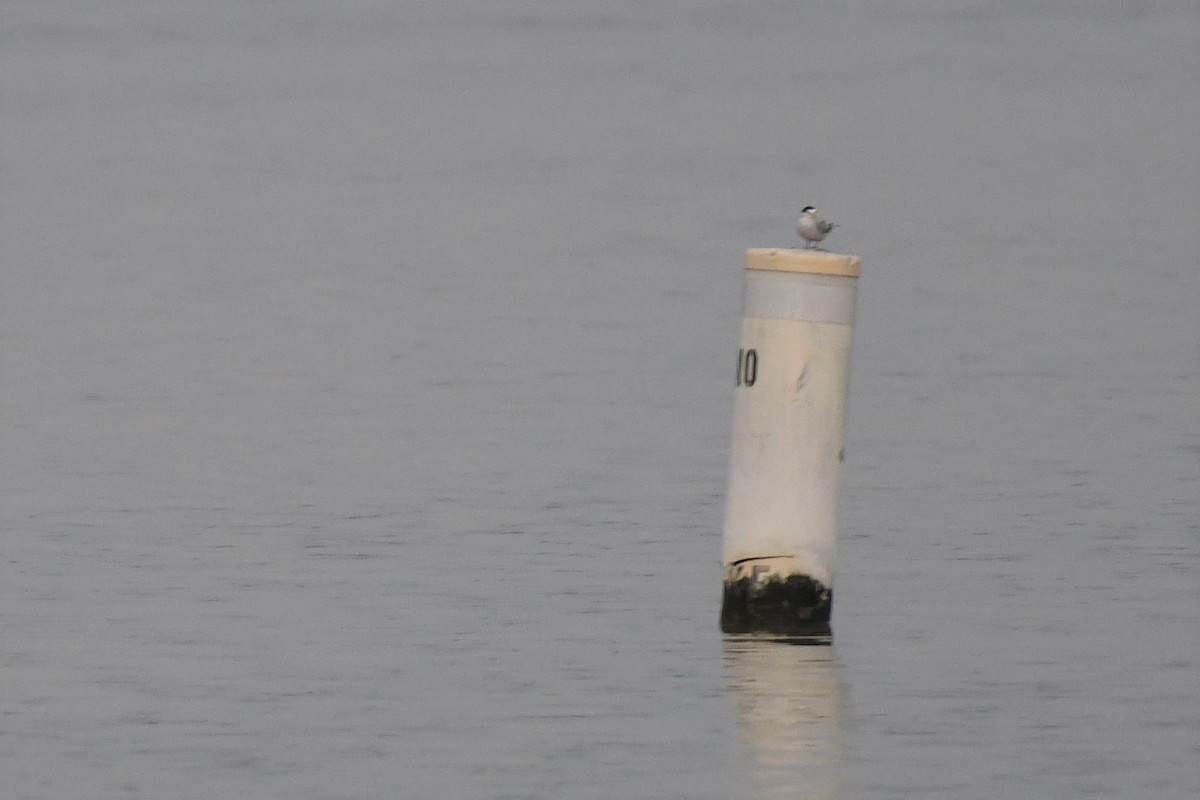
[722,253,859,588]
[742,270,858,326]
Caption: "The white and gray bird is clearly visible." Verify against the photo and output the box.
[796,206,836,249]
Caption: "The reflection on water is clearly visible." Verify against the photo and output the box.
[725,637,847,800]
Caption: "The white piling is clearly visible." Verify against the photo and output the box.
[721,248,860,636]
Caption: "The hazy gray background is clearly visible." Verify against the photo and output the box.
[3,1,1198,798]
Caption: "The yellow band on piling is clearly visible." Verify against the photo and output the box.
[745,248,861,278]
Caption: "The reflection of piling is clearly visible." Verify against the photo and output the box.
[721,249,860,636]
[725,638,846,799]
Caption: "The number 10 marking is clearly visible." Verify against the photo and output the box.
[736,348,758,387]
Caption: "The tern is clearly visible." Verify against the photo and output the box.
[796,206,836,249]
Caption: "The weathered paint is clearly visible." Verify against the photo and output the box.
[721,249,859,636]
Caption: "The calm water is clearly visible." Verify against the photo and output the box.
[4,1,1198,798]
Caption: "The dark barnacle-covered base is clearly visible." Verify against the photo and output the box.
[720,572,832,640]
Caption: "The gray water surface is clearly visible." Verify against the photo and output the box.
[4,2,1198,798]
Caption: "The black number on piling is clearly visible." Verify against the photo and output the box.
[744,348,757,386]
[736,348,757,387]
